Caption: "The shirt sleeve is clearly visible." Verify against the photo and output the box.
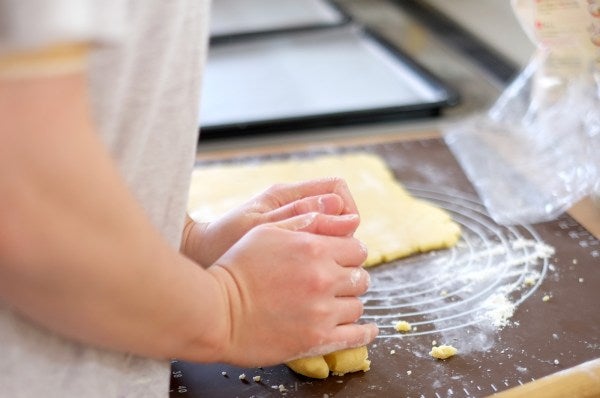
[0,0,127,55]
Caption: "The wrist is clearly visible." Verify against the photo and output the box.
[180,216,195,252]
[180,217,211,266]
[201,265,238,363]
[168,265,233,363]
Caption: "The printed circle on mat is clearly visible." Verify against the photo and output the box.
[362,185,553,338]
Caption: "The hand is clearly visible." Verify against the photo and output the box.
[182,177,359,267]
[207,212,378,368]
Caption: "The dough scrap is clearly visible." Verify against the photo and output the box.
[188,152,461,267]
[429,344,458,359]
[286,346,371,379]
[394,320,412,332]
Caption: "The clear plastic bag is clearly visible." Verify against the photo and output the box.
[444,0,600,225]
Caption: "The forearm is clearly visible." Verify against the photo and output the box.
[1,218,227,361]
[0,73,228,362]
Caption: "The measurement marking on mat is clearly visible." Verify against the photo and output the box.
[364,186,552,338]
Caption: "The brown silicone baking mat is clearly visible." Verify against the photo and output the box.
[170,138,600,397]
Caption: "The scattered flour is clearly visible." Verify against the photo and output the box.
[482,293,515,328]
[364,236,555,353]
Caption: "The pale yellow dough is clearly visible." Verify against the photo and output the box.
[394,320,412,333]
[188,152,461,267]
[430,345,458,359]
[285,346,371,379]
[285,355,330,379]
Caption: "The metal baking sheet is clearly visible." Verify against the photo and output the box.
[209,0,347,39]
[170,138,599,397]
[199,26,457,139]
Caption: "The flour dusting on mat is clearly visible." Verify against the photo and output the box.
[482,293,515,328]
[361,185,556,353]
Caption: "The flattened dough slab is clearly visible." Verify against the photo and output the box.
[188,152,461,266]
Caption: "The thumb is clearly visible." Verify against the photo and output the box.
[273,212,360,236]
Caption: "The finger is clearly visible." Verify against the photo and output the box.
[331,297,365,325]
[272,214,367,264]
[273,212,361,237]
[311,323,379,357]
[328,236,367,266]
[270,212,320,232]
[259,178,359,215]
[264,193,344,223]
[335,267,370,298]
[330,322,379,349]
[301,213,361,238]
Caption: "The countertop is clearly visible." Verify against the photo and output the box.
[180,3,600,395]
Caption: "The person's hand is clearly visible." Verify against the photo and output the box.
[207,212,378,367]
[182,177,359,267]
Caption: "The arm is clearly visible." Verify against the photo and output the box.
[0,52,377,366]
[0,67,229,361]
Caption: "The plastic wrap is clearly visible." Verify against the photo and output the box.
[445,0,600,225]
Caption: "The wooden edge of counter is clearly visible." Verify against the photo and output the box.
[568,197,600,239]
[486,358,600,398]
[195,130,600,239]
[196,130,441,162]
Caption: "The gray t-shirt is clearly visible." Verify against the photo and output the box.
[0,1,210,396]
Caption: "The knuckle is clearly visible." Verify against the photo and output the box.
[352,299,365,319]
[352,238,368,263]
[294,233,311,251]
[305,327,328,346]
[312,303,330,321]
[328,176,346,186]
[250,223,274,237]
[299,235,327,258]
[359,268,370,293]
[333,177,350,191]
[358,240,369,262]
[264,183,285,195]
[260,184,287,207]
[291,198,309,215]
[307,268,333,294]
